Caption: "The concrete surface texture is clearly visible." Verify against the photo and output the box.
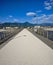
[0,29,53,65]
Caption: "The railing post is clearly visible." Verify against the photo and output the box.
[47,31,48,39]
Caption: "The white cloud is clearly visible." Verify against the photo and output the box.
[9,15,13,18]
[44,0,53,10]
[6,18,9,19]
[45,6,52,10]
[14,19,19,22]
[36,10,42,13]
[48,14,53,21]
[41,14,47,17]
[26,12,36,16]
[50,0,53,5]
[50,0,53,6]
[44,1,50,6]
[50,0,53,2]
[32,14,53,23]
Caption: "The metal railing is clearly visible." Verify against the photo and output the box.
[0,28,23,44]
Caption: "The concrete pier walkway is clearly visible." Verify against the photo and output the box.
[0,29,53,65]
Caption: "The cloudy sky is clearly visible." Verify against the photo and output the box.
[0,0,53,23]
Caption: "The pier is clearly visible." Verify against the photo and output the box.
[0,29,53,65]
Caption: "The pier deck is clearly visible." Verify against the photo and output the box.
[0,29,53,65]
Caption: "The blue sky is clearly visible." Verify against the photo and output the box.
[0,0,53,23]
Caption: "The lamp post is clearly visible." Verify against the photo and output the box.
[33,15,39,33]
